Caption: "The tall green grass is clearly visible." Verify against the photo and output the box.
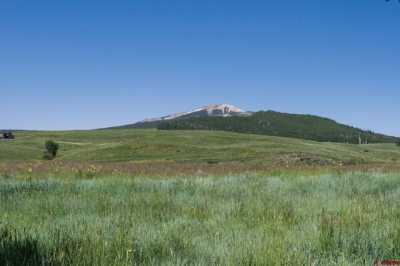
[1,172,400,265]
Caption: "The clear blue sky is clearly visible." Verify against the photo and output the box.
[1,0,399,136]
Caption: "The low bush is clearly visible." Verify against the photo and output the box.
[43,140,59,160]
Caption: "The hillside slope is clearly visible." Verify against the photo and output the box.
[1,129,399,165]
[155,111,398,144]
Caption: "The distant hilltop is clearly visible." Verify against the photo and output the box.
[109,104,399,144]
[142,104,251,123]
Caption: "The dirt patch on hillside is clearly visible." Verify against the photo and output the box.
[277,153,342,167]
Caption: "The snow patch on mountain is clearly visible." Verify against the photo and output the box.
[142,104,247,122]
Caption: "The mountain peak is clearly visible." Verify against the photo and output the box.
[194,104,245,116]
[143,104,247,122]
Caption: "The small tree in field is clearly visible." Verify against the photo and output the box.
[43,140,59,160]
[396,140,400,147]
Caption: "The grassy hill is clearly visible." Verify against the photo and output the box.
[1,129,400,166]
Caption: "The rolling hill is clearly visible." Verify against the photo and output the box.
[1,129,400,166]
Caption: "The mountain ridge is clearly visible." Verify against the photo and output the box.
[109,104,399,144]
[141,104,250,123]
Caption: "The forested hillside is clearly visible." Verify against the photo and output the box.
[156,111,398,144]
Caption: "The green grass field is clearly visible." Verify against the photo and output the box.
[2,172,400,265]
[1,129,400,265]
[1,129,400,165]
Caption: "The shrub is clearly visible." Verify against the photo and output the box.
[396,140,400,147]
[43,140,59,160]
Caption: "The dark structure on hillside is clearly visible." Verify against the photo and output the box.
[1,131,15,140]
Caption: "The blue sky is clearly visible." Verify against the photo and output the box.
[1,0,399,136]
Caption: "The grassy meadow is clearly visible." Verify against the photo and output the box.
[1,129,400,165]
[2,172,400,265]
[1,129,400,265]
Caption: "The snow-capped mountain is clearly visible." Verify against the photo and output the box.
[142,104,249,122]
